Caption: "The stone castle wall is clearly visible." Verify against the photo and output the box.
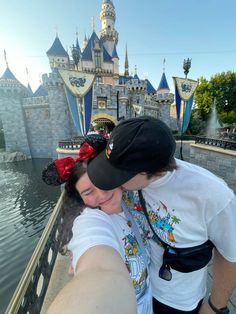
[0,71,172,158]
[0,85,31,157]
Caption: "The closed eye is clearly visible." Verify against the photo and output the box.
[81,188,94,197]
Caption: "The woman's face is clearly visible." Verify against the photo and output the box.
[75,172,123,215]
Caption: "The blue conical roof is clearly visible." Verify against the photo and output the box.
[112,45,119,59]
[146,79,156,94]
[81,32,112,62]
[103,46,112,62]
[133,74,139,80]
[82,32,100,60]
[46,36,68,57]
[1,67,17,80]
[76,37,81,53]
[27,83,33,95]
[33,84,48,97]
[157,72,170,91]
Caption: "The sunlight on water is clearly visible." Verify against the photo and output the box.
[0,159,60,313]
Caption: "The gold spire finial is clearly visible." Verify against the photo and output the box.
[163,58,166,72]
[4,49,8,67]
[124,44,129,77]
[92,16,95,32]
[135,65,137,75]
[54,26,58,37]
[26,67,29,84]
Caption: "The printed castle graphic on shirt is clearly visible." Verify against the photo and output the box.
[124,190,181,247]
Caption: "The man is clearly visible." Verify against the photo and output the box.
[88,116,236,314]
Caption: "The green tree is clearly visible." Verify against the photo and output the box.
[194,71,236,125]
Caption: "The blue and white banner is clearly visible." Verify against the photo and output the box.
[59,70,95,135]
[173,77,198,132]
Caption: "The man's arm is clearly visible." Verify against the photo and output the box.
[199,248,236,314]
[47,245,137,314]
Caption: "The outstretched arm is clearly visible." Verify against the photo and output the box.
[199,249,236,314]
[47,245,137,314]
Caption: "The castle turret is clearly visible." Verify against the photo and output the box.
[99,0,118,56]
[154,60,174,126]
[0,67,31,156]
[46,35,69,70]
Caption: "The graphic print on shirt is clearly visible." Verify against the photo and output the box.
[146,198,181,245]
[121,231,147,296]
[124,190,181,246]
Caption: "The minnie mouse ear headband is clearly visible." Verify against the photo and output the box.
[42,134,107,186]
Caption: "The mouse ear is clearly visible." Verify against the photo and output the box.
[42,157,76,186]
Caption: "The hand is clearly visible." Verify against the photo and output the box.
[198,302,215,314]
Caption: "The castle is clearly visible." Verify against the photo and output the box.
[0,0,175,159]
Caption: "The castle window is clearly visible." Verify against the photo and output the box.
[94,51,101,67]
[97,96,107,109]
[96,76,103,84]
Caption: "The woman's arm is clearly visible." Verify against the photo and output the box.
[47,245,137,314]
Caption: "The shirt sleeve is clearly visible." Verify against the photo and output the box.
[67,208,123,271]
[208,196,236,262]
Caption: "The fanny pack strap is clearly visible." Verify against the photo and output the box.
[138,190,168,250]
[138,190,214,254]
[121,200,149,268]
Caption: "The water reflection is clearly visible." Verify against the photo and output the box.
[0,159,60,313]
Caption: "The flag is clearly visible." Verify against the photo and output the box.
[173,77,198,132]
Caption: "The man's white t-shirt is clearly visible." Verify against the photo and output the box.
[140,159,236,311]
[68,208,152,314]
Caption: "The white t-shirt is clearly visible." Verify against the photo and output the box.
[68,207,152,314]
[140,158,236,311]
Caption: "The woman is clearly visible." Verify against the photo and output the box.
[42,134,152,314]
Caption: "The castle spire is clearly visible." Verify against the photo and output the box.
[92,16,95,32]
[124,44,129,77]
[4,49,8,67]
[163,58,166,72]
[100,0,118,56]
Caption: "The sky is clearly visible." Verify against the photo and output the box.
[1,0,236,93]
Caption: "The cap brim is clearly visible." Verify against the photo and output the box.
[87,150,138,190]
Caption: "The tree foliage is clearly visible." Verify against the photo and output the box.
[194,71,236,124]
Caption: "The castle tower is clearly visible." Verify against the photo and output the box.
[46,35,69,70]
[0,67,31,156]
[155,60,174,126]
[99,0,118,56]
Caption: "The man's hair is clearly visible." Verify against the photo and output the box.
[146,157,177,179]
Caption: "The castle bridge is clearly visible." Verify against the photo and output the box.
[5,142,236,313]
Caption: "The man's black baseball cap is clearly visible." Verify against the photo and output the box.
[87,116,176,190]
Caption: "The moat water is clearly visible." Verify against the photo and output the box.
[0,159,60,313]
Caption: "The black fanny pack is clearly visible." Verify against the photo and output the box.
[162,239,214,273]
[138,190,214,280]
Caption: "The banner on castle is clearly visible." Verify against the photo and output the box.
[59,70,95,97]
[173,77,198,132]
[59,70,95,135]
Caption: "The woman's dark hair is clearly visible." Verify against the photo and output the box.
[42,134,108,254]
[58,161,88,254]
